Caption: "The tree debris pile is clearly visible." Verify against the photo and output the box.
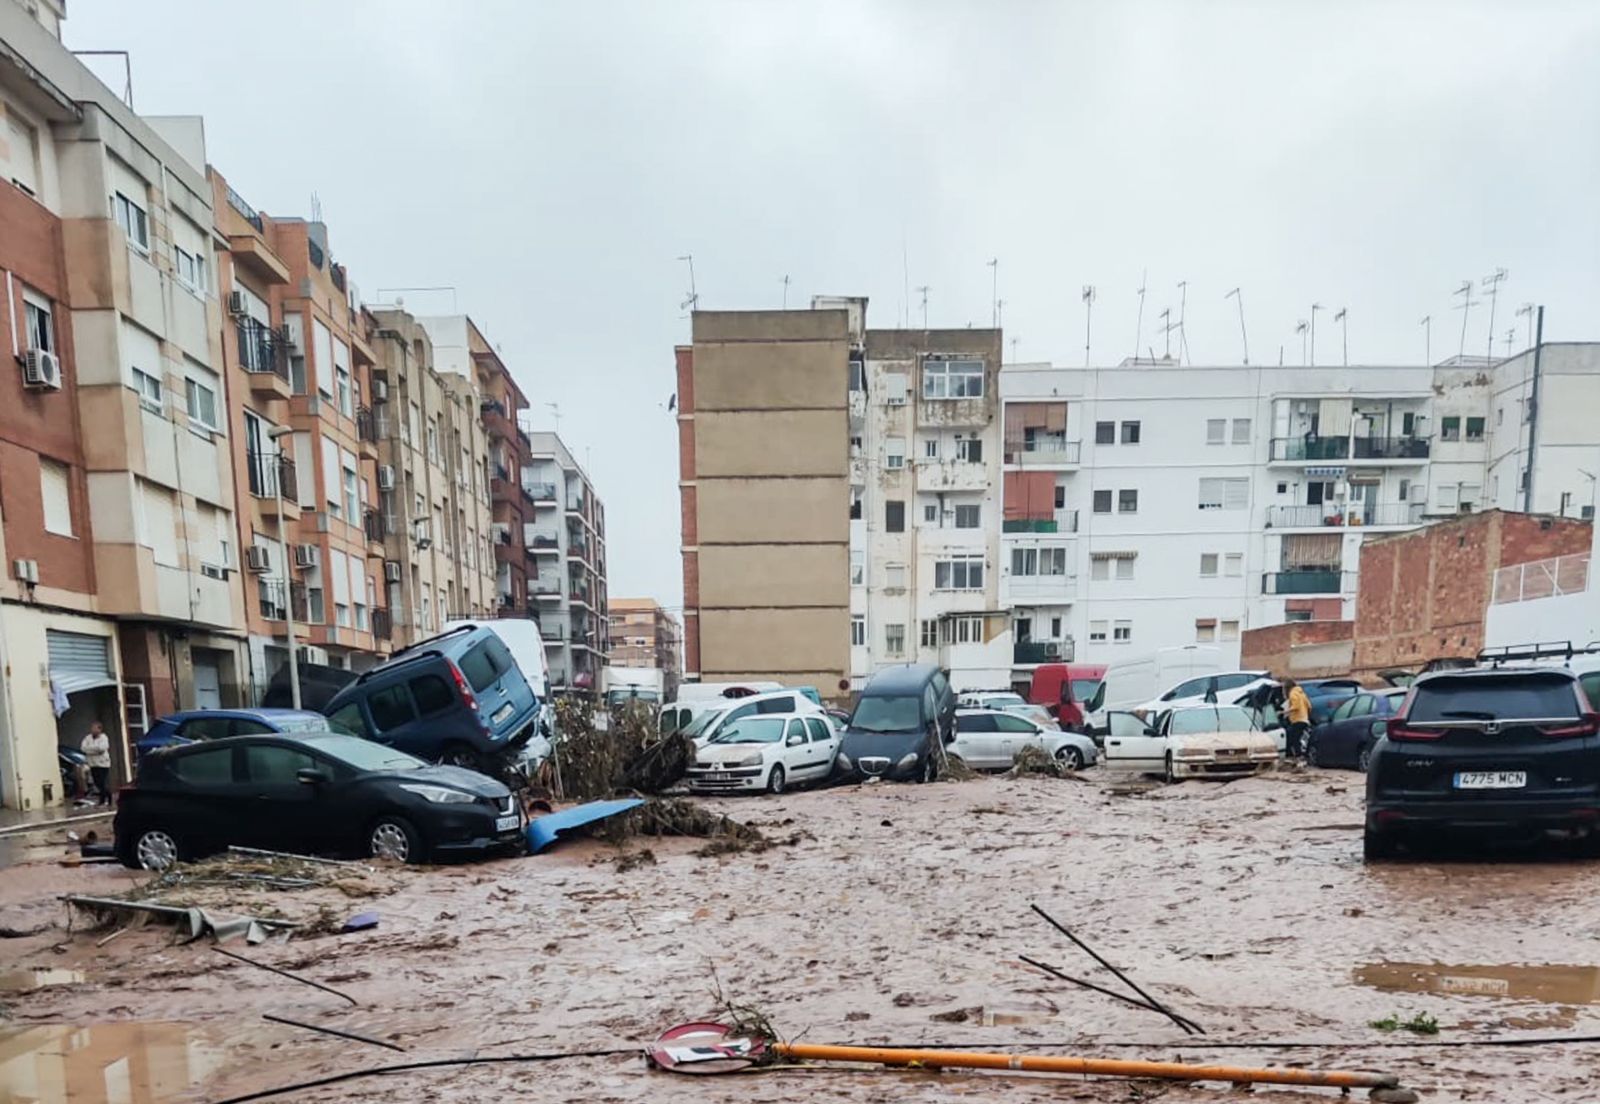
[1006,745,1079,779]
[553,697,692,798]
[115,853,390,916]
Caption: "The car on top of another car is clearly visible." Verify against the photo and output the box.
[135,708,335,761]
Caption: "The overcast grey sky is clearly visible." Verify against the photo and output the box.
[68,1,1600,610]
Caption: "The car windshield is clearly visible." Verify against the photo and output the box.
[277,716,337,733]
[303,734,427,772]
[1070,679,1101,702]
[1169,706,1258,734]
[681,709,727,738]
[850,695,923,733]
[1409,677,1580,722]
[606,689,661,707]
[984,693,1026,708]
[709,717,786,744]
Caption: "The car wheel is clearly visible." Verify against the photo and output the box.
[126,827,183,871]
[1164,753,1177,785]
[1357,744,1373,773]
[766,764,787,795]
[369,816,426,863]
[1055,746,1085,771]
[438,744,479,771]
[1363,827,1398,862]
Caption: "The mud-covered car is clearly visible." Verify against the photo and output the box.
[1102,704,1279,782]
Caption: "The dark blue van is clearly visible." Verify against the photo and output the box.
[837,663,957,783]
[322,626,540,769]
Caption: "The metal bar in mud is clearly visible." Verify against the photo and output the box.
[59,895,300,928]
[262,1012,405,1052]
[1018,955,1203,1033]
[772,1041,1400,1090]
[226,846,358,867]
[214,947,360,1006]
[1030,902,1204,1035]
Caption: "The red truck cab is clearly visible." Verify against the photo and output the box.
[1027,664,1107,730]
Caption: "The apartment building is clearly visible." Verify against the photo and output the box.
[525,431,609,692]
[677,310,850,696]
[1483,343,1600,518]
[608,597,682,696]
[999,348,1600,680]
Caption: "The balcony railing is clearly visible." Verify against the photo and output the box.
[226,186,264,232]
[356,406,378,443]
[247,451,297,502]
[257,579,287,622]
[525,528,560,549]
[1353,435,1431,461]
[371,608,393,641]
[363,509,386,543]
[1004,511,1078,534]
[1492,553,1591,605]
[1262,569,1355,595]
[1006,575,1078,600]
[525,481,558,501]
[1269,435,1431,462]
[236,318,288,380]
[1014,640,1072,664]
[1007,439,1082,465]
[1265,502,1423,528]
[531,579,563,595]
[1269,436,1353,462]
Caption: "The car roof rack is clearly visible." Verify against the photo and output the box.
[388,623,477,662]
[353,644,454,684]
[1476,641,1600,667]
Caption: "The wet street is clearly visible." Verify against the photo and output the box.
[5,768,1600,1102]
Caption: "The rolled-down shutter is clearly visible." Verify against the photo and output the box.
[47,630,115,694]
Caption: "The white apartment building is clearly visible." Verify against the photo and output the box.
[832,295,1008,692]
[523,430,608,694]
[1000,348,1600,684]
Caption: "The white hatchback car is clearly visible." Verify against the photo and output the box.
[1102,704,1279,782]
[686,713,840,795]
[950,708,1098,771]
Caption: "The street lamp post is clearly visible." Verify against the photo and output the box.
[266,425,300,709]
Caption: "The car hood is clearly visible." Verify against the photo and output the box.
[840,728,923,759]
[1170,731,1277,753]
[695,742,775,766]
[384,764,510,798]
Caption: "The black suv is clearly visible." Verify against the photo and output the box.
[1364,666,1600,860]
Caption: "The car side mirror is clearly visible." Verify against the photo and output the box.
[1144,726,1160,738]
[297,768,331,786]
[785,734,805,747]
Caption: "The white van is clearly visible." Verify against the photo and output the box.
[1085,646,1224,731]
[443,618,549,700]
[675,681,784,702]
[673,688,826,749]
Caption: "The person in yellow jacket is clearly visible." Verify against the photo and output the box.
[1283,678,1312,759]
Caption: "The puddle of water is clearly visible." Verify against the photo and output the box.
[0,1022,223,1104]
[1355,962,1600,1004]
[0,969,84,992]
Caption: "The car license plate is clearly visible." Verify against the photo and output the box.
[495,814,519,832]
[491,703,514,725]
[1454,770,1527,790]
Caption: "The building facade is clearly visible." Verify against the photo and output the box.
[608,598,682,697]
[524,430,608,693]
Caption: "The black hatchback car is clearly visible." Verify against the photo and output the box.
[116,732,522,868]
[1364,667,1600,860]
[837,663,957,783]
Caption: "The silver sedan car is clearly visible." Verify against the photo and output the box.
[950,708,1099,771]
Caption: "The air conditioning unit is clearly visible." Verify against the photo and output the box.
[377,464,396,491]
[414,521,432,550]
[246,546,272,573]
[384,560,402,583]
[293,543,320,568]
[12,559,39,585]
[227,290,247,316]
[22,349,61,391]
[1044,642,1062,659]
[372,376,389,402]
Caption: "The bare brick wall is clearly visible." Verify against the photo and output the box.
[1353,510,1592,675]
[1241,620,1354,679]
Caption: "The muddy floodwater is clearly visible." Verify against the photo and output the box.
[5,768,1600,1102]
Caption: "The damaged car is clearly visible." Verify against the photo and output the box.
[1102,704,1279,782]
[685,713,839,795]
[836,663,957,784]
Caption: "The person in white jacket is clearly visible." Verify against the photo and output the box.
[81,721,112,805]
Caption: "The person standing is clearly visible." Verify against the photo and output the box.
[81,721,112,805]
[1283,678,1311,760]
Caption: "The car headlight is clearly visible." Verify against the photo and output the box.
[734,752,764,768]
[836,752,852,770]
[399,783,477,804]
[896,752,919,769]
[1173,748,1211,760]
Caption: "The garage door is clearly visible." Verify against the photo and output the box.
[46,630,115,694]
[192,654,223,710]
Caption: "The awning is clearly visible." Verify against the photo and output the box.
[1089,550,1138,560]
[1306,466,1346,478]
[47,630,115,694]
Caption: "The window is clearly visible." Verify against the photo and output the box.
[342,456,360,522]
[40,458,72,537]
[410,674,455,716]
[923,504,938,524]
[922,358,984,399]
[1200,553,1219,577]
[1095,421,1115,445]
[113,191,150,252]
[185,377,219,432]
[954,504,980,529]
[1440,416,1461,441]
[886,437,905,470]
[1089,620,1108,642]
[1195,619,1217,643]
[1285,609,1313,623]
[244,746,318,785]
[172,748,233,785]
[885,623,906,656]
[1120,421,1141,444]
[923,437,939,459]
[1115,556,1134,580]
[132,368,162,412]
[1093,489,1112,514]
[460,636,514,692]
[1232,418,1252,444]
[848,360,865,391]
[934,555,984,590]
[884,563,906,591]
[1466,416,1485,441]
[1118,489,1138,513]
[22,293,51,353]
[1011,547,1067,576]
[7,113,38,195]
[1198,477,1249,510]
[1496,407,1504,426]
[849,487,862,520]
[956,437,982,462]
[326,703,370,739]
[174,246,206,293]
[1091,558,1109,581]
[850,550,864,586]
[1050,616,1062,637]
[1054,485,1066,509]
[851,615,865,647]
[1113,620,1132,642]
[943,615,982,644]
[1221,620,1241,642]
[1276,482,1288,494]
[921,619,938,648]
[1206,418,1226,445]
[1225,552,1243,577]
[885,500,905,532]
[849,435,863,454]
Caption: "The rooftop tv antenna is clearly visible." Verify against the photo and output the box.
[1157,306,1174,359]
[546,402,562,437]
[1420,315,1432,365]
[70,50,133,107]
[1504,328,1516,358]
[1225,288,1248,364]
[1295,319,1309,366]
[1451,279,1475,359]
[916,285,930,330]
[995,299,1005,331]
[1081,285,1096,367]
[1481,268,1509,362]
[1308,303,1323,367]
[677,254,698,315]
[780,274,790,309]
[1132,268,1147,361]
[1515,302,1536,349]
[1333,307,1348,367]
[1176,280,1190,365]
[987,258,999,328]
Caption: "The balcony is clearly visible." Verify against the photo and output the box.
[914,457,988,493]
[1014,640,1072,665]
[481,399,522,451]
[371,608,393,641]
[1262,569,1355,595]
[525,481,559,503]
[247,452,300,519]
[491,477,520,510]
[363,509,387,547]
[1005,574,1079,603]
[237,318,291,399]
[525,528,561,554]
[1006,438,1082,468]
[1004,511,1078,534]
[1269,435,1430,464]
[1352,435,1431,462]
[531,579,563,600]
[1265,502,1423,529]
[356,406,379,456]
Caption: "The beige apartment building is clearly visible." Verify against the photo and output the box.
[608,598,682,696]
[676,310,851,697]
